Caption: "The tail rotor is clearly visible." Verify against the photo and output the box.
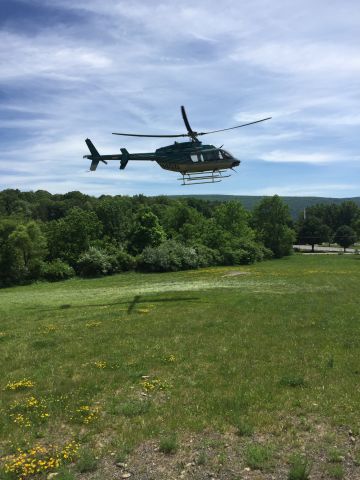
[84,139,107,171]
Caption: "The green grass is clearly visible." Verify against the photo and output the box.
[326,464,345,479]
[76,447,98,473]
[159,434,178,454]
[244,444,274,471]
[288,455,312,480]
[234,418,254,437]
[0,254,360,477]
[328,448,345,463]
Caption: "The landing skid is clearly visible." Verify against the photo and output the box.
[178,170,231,186]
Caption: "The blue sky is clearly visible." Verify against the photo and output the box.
[1,0,359,197]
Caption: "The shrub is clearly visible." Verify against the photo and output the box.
[192,244,221,267]
[137,240,199,272]
[220,241,272,266]
[41,259,75,282]
[77,247,111,277]
[108,249,136,273]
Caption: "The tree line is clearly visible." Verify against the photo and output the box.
[297,202,360,252]
[0,189,358,288]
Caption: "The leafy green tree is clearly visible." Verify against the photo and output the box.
[252,195,295,258]
[334,225,357,252]
[199,218,228,250]
[0,189,34,218]
[352,218,360,239]
[306,201,360,233]
[0,219,24,286]
[34,198,67,222]
[297,217,331,252]
[9,222,47,269]
[95,196,134,244]
[337,201,360,228]
[162,202,205,243]
[46,207,102,266]
[130,210,166,254]
[305,203,339,233]
[200,213,268,265]
[214,201,254,239]
[0,220,47,286]
[184,197,215,217]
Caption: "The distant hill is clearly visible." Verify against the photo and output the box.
[171,195,360,219]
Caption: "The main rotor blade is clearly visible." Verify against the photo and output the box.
[181,106,196,136]
[112,132,187,138]
[197,117,272,136]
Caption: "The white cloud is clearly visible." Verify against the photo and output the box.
[260,151,339,164]
[231,43,360,77]
[0,32,113,82]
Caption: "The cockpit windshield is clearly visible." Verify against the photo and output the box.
[220,149,233,159]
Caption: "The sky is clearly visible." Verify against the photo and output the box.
[1,0,359,198]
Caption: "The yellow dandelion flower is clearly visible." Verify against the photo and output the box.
[5,378,35,390]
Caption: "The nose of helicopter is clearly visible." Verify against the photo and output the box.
[232,159,241,167]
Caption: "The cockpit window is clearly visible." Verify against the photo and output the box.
[221,150,232,159]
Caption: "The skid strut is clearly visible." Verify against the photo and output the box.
[178,170,231,185]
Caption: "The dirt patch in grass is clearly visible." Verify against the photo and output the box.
[222,271,251,277]
[79,426,360,480]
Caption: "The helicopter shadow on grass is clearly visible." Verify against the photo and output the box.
[126,294,201,313]
[30,294,201,314]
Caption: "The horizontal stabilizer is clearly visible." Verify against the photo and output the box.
[120,148,129,169]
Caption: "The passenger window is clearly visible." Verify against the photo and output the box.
[190,154,198,162]
[218,151,223,159]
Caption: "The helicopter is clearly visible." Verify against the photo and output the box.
[84,106,271,185]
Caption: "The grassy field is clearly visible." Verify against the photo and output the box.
[1,254,360,479]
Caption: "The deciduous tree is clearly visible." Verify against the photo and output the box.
[334,225,357,252]
[252,195,295,258]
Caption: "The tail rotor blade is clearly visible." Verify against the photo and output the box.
[85,138,100,157]
[85,138,107,171]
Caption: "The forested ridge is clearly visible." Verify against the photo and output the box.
[0,189,359,287]
[171,194,360,219]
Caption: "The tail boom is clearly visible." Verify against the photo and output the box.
[84,139,156,171]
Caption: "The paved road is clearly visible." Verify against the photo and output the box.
[293,244,358,254]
